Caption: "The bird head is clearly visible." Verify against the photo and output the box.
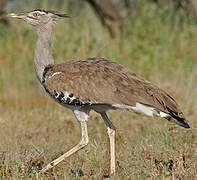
[8,9,70,28]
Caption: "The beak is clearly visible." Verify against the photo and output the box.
[7,13,26,19]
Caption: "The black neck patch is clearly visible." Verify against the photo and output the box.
[42,64,53,83]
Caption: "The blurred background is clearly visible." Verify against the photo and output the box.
[0,0,197,179]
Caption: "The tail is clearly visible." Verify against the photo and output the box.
[164,113,193,129]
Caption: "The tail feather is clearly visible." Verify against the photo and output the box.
[164,114,192,129]
[158,109,192,129]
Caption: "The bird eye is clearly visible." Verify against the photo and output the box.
[33,13,39,17]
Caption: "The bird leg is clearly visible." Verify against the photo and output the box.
[41,121,88,173]
[101,112,116,176]
[107,127,116,175]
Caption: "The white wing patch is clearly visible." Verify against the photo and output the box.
[53,90,100,106]
[48,72,62,79]
[113,102,169,118]
[132,103,157,116]
[159,111,169,118]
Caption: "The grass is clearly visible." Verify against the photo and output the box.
[0,0,197,179]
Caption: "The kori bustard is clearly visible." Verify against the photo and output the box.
[8,9,193,175]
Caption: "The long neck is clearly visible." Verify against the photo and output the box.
[34,25,55,83]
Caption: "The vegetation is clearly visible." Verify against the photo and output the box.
[0,0,197,179]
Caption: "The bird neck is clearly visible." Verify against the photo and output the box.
[34,26,55,83]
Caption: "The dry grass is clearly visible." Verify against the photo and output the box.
[0,1,197,179]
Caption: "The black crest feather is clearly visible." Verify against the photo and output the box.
[31,9,70,18]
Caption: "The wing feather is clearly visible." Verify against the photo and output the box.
[43,58,185,119]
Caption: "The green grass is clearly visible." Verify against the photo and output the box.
[0,0,197,179]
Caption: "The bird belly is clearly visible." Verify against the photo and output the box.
[131,103,157,117]
[113,103,166,118]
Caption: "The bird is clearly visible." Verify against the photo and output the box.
[8,9,194,176]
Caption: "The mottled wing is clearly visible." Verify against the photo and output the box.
[43,58,129,106]
[43,58,185,120]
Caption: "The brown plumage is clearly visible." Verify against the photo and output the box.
[8,9,193,176]
[43,58,189,128]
